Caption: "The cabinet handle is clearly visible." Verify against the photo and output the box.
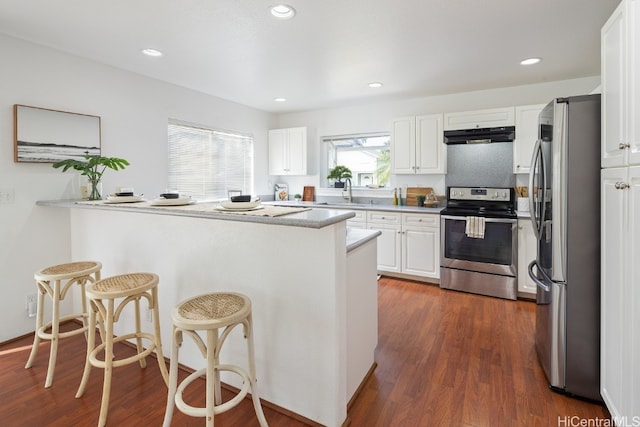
[619,142,631,150]
[615,182,630,190]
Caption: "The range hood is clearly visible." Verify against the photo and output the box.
[444,126,515,144]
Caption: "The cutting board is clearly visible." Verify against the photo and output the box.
[405,187,434,206]
[302,186,315,201]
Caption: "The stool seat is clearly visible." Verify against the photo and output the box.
[163,292,268,427]
[76,272,169,427]
[25,261,102,388]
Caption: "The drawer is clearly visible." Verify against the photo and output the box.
[367,211,401,225]
[402,213,439,227]
[349,210,366,223]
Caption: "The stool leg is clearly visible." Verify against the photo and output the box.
[152,286,169,385]
[97,298,115,427]
[44,280,61,388]
[245,315,269,427]
[206,329,218,427]
[134,296,147,369]
[25,284,46,370]
[162,327,182,427]
[76,301,98,398]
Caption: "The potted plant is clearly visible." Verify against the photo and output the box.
[293,193,302,202]
[327,165,352,188]
[52,153,130,200]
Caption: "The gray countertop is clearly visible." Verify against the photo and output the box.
[266,200,443,214]
[346,228,381,252]
[36,199,355,229]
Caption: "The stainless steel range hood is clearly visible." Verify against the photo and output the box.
[444,126,515,144]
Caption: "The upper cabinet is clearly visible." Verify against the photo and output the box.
[268,127,308,175]
[443,107,514,131]
[513,104,546,174]
[601,0,640,168]
[391,114,446,174]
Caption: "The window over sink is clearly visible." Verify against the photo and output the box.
[168,121,254,200]
[323,132,390,188]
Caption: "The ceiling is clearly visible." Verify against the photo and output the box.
[0,0,620,114]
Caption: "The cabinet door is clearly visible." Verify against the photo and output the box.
[628,165,640,417]
[416,114,446,174]
[268,129,288,175]
[601,3,627,168]
[628,0,640,166]
[391,117,416,174]
[600,167,628,418]
[517,218,537,295]
[402,225,439,278]
[513,105,545,174]
[443,107,515,131]
[287,127,307,175]
[368,224,401,273]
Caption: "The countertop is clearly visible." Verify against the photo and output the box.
[36,199,355,229]
[267,200,443,214]
[346,228,381,252]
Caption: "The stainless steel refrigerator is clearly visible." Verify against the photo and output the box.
[527,94,602,402]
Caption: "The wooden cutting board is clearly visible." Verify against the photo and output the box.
[302,186,315,201]
[405,187,433,206]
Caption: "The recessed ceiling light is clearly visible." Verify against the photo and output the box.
[274,97,287,102]
[520,57,541,66]
[270,4,296,19]
[368,82,384,88]
[142,48,163,57]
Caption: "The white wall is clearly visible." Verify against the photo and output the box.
[274,76,601,198]
[0,34,275,342]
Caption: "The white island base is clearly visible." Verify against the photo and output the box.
[59,205,378,427]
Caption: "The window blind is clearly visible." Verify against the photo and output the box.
[168,122,253,200]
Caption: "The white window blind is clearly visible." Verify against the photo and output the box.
[168,121,253,200]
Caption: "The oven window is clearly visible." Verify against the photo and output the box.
[443,219,513,265]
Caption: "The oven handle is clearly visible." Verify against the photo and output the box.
[440,215,516,224]
[528,260,550,292]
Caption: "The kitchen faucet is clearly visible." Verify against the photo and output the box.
[342,178,352,203]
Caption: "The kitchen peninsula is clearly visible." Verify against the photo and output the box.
[36,200,380,427]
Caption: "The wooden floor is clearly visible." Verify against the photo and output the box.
[0,276,609,426]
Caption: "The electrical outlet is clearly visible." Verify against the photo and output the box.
[0,188,15,204]
[26,294,37,317]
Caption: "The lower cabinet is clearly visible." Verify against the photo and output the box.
[366,211,440,280]
[517,218,537,296]
[367,211,402,273]
[401,213,440,279]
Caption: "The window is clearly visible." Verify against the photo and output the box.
[168,121,253,200]
[324,133,390,188]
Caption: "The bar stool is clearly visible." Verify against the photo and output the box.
[76,272,169,427]
[25,261,102,388]
[163,292,268,427]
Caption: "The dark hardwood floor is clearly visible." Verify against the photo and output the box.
[1,277,609,426]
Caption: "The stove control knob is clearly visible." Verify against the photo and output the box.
[502,191,508,199]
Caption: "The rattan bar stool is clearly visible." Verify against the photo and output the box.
[25,261,102,388]
[162,292,268,427]
[76,272,169,427]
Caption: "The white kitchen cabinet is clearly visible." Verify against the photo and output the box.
[268,127,307,175]
[443,107,514,131]
[601,1,640,421]
[517,218,536,296]
[513,104,546,174]
[367,211,401,273]
[401,213,440,279]
[347,210,367,229]
[391,114,446,174]
[601,166,640,421]
[601,0,640,168]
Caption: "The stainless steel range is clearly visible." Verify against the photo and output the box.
[440,186,517,300]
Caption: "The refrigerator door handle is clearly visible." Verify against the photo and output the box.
[528,259,550,292]
[528,139,543,240]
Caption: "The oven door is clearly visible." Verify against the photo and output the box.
[440,215,517,276]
